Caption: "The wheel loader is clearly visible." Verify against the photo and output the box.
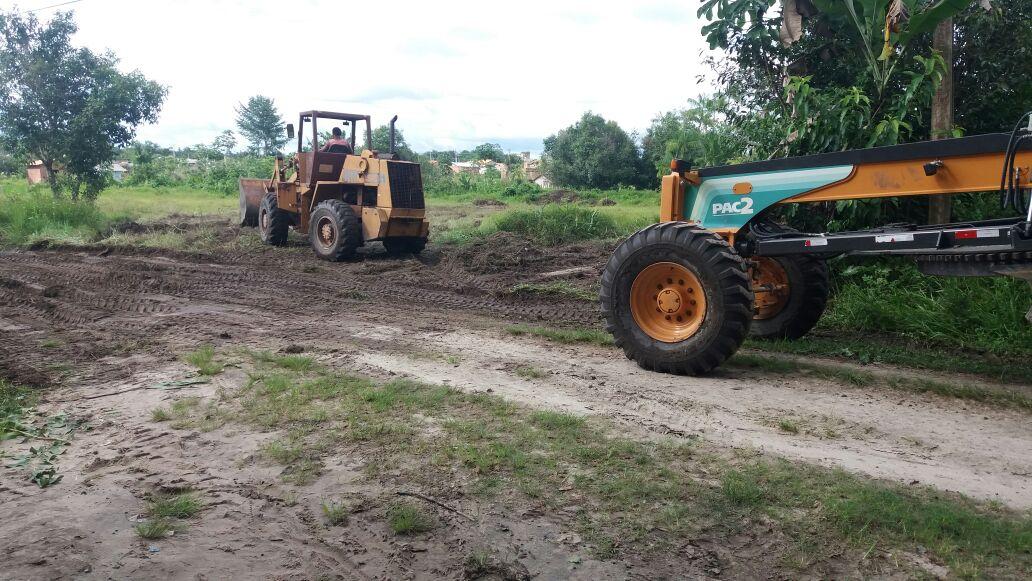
[601,112,1032,375]
[239,111,429,260]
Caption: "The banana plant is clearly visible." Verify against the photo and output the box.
[807,1,970,97]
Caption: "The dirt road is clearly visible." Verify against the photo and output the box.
[1,226,1030,578]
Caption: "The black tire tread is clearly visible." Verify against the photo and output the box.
[310,200,361,262]
[259,192,290,246]
[600,222,753,375]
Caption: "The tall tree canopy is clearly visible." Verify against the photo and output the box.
[543,112,642,189]
[0,11,165,199]
[211,130,236,156]
[235,95,287,155]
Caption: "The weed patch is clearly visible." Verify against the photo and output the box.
[321,500,349,526]
[134,519,172,540]
[150,492,202,519]
[387,502,434,535]
[184,345,222,376]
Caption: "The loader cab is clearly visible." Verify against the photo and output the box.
[288,111,373,186]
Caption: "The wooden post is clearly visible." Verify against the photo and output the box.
[928,18,954,225]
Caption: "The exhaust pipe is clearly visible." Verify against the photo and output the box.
[389,115,398,156]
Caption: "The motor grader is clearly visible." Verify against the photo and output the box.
[239,111,429,260]
[601,113,1032,375]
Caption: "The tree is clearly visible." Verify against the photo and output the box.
[542,112,641,189]
[235,95,287,155]
[472,143,505,162]
[0,11,165,199]
[367,124,415,161]
[212,130,236,157]
[641,96,750,186]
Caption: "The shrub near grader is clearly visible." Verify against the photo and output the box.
[239,111,429,260]
[601,114,1032,375]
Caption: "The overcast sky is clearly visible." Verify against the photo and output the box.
[10,0,715,154]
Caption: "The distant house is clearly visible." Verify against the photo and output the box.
[523,157,548,187]
[450,160,509,179]
[110,162,129,182]
[27,160,53,185]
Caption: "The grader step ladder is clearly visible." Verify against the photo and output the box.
[600,114,1032,375]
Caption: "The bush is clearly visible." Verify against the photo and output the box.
[0,188,110,245]
[493,204,620,245]
[125,155,274,195]
[823,259,1032,356]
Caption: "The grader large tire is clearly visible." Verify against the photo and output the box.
[383,237,427,256]
[309,200,361,261]
[748,256,829,340]
[258,192,289,246]
[600,222,754,375]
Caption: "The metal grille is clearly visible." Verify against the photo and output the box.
[387,162,425,209]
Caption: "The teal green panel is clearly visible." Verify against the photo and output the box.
[685,165,854,231]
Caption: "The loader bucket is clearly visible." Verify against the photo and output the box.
[239,178,269,227]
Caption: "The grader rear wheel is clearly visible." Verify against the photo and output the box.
[600,222,754,375]
[748,255,830,340]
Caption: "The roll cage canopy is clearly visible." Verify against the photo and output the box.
[291,111,373,154]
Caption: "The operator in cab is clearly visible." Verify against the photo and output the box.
[321,127,353,154]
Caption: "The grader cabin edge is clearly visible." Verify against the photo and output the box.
[239,111,430,261]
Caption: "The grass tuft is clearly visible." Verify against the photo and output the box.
[387,502,434,535]
[134,519,172,539]
[777,419,799,434]
[514,365,546,380]
[184,345,222,376]
[149,492,202,519]
[321,500,349,526]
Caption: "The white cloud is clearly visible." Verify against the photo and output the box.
[12,0,715,153]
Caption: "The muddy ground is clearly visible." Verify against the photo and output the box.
[1,219,1030,580]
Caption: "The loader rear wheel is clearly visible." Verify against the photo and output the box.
[748,255,829,340]
[258,192,289,246]
[383,237,427,256]
[309,200,361,261]
[600,222,753,375]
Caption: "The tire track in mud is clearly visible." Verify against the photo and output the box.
[0,245,599,386]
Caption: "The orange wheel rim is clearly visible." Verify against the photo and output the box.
[316,217,336,248]
[630,262,707,342]
[751,257,790,320]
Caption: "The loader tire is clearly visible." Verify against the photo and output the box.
[309,200,361,262]
[383,237,427,256]
[600,222,754,375]
[258,192,289,246]
[748,255,829,340]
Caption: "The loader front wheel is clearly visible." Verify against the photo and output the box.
[383,237,427,256]
[748,255,829,340]
[258,192,289,246]
[309,200,361,261]
[600,222,754,375]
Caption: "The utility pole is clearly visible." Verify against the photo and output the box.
[928,17,954,225]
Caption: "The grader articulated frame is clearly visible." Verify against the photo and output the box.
[601,116,1032,375]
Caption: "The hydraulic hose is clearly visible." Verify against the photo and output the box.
[1000,112,1032,213]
